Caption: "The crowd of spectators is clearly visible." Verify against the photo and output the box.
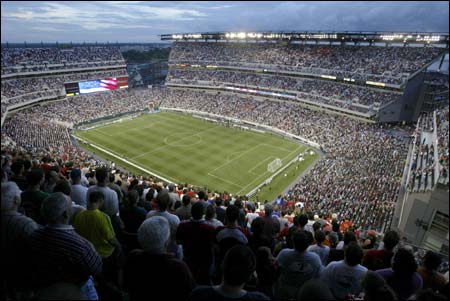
[167,68,402,107]
[2,157,448,300]
[436,106,449,184]
[1,46,125,74]
[170,42,442,84]
[3,87,412,232]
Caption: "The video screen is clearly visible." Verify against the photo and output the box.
[79,78,118,94]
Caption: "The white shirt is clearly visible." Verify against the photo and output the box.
[245,212,259,228]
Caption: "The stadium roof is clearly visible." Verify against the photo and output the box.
[160,31,449,46]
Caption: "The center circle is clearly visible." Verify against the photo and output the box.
[164,132,202,146]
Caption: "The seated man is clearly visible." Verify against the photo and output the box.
[123,216,194,301]
[188,245,269,301]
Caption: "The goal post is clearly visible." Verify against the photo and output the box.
[267,158,282,173]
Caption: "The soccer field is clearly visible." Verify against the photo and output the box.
[74,111,318,200]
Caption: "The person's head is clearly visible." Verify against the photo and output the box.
[298,214,308,227]
[222,245,256,287]
[343,231,357,246]
[182,195,191,206]
[27,168,45,187]
[361,271,396,301]
[307,211,314,220]
[215,197,223,207]
[1,181,21,211]
[264,204,273,216]
[332,221,340,233]
[70,168,82,184]
[191,201,205,220]
[392,248,417,277]
[41,192,72,225]
[314,230,326,245]
[422,251,442,271]
[11,161,24,176]
[297,279,335,301]
[197,190,206,201]
[168,184,176,192]
[88,191,104,209]
[226,204,239,225]
[383,230,400,251]
[145,188,155,202]
[293,230,313,252]
[205,204,216,220]
[155,189,170,211]
[247,203,255,213]
[313,221,322,232]
[251,217,265,235]
[53,180,72,196]
[138,216,170,253]
[125,190,139,207]
[95,167,109,184]
[344,242,364,266]
[234,199,242,209]
[328,232,339,248]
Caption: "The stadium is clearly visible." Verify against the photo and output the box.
[1,2,449,300]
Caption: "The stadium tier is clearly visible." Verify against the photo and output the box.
[1,41,449,301]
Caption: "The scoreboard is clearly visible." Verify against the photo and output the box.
[64,76,129,96]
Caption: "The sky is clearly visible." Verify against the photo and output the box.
[1,1,449,43]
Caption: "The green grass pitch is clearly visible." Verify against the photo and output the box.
[74,111,319,202]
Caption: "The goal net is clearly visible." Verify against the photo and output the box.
[267,158,282,173]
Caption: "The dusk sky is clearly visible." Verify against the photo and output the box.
[1,1,449,43]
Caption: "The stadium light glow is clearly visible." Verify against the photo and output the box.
[366,81,386,87]
[321,75,336,80]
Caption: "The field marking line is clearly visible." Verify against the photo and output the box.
[75,135,180,183]
[235,144,304,195]
[248,156,278,176]
[207,144,262,176]
[207,173,244,189]
[131,126,217,160]
[113,122,158,136]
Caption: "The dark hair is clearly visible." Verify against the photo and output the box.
[145,188,155,202]
[197,190,206,200]
[264,204,273,215]
[343,231,357,246]
[11,161,24,175]
[205,204,216,220]
[226,205,239,223]
[314,230,326,244]
[251,217,265,235]
[293,230,312,252]
[298,214,308,227]
[126,190,139,206]
[109,173,115,183]
[182,195,191,206]
[89,191,104,204]
[156,190,170,211]
[361,271,396,301]
[23,160,32,171]
[215,198,223,206]
[297,279,335,301]
[392,248,417,277]
[332,221,340,233]
[191,202,205,220]
[345,242,364,266]
[234,199,242,209]
[53,180,72,196]
[95,167,108,183]
[423,251,442,271]
[27,168,44,186]
[223,245,256,286]
[415,288,448,301]
[313,221,322,232]
[383,230,400,250]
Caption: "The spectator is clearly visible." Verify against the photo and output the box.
[376,248,423,300]
[176,202,216,285]
[255,246,276,299]
[361,271,397,301]
[215,197,226,224]
[119,190,147,234]
[249,217,273,254]
[296,279,335,301]
[20,168,49,224]
[188,245,269,301]
[363,230,400,271]
[124,216,194,301]
[320,242,368,299]
[328,231,357,264]
[175,194,192,221]
[168,183,181,210]
[205,204,224,228]
[245,203,260,230]
[70,168,88,208]
[262,204,281,246]
[417,251,447,292]
[274,230,322,300]
[307,230,330,266]
[146,189,181,258]
[27,192,102,297]
[53,179,85,224]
